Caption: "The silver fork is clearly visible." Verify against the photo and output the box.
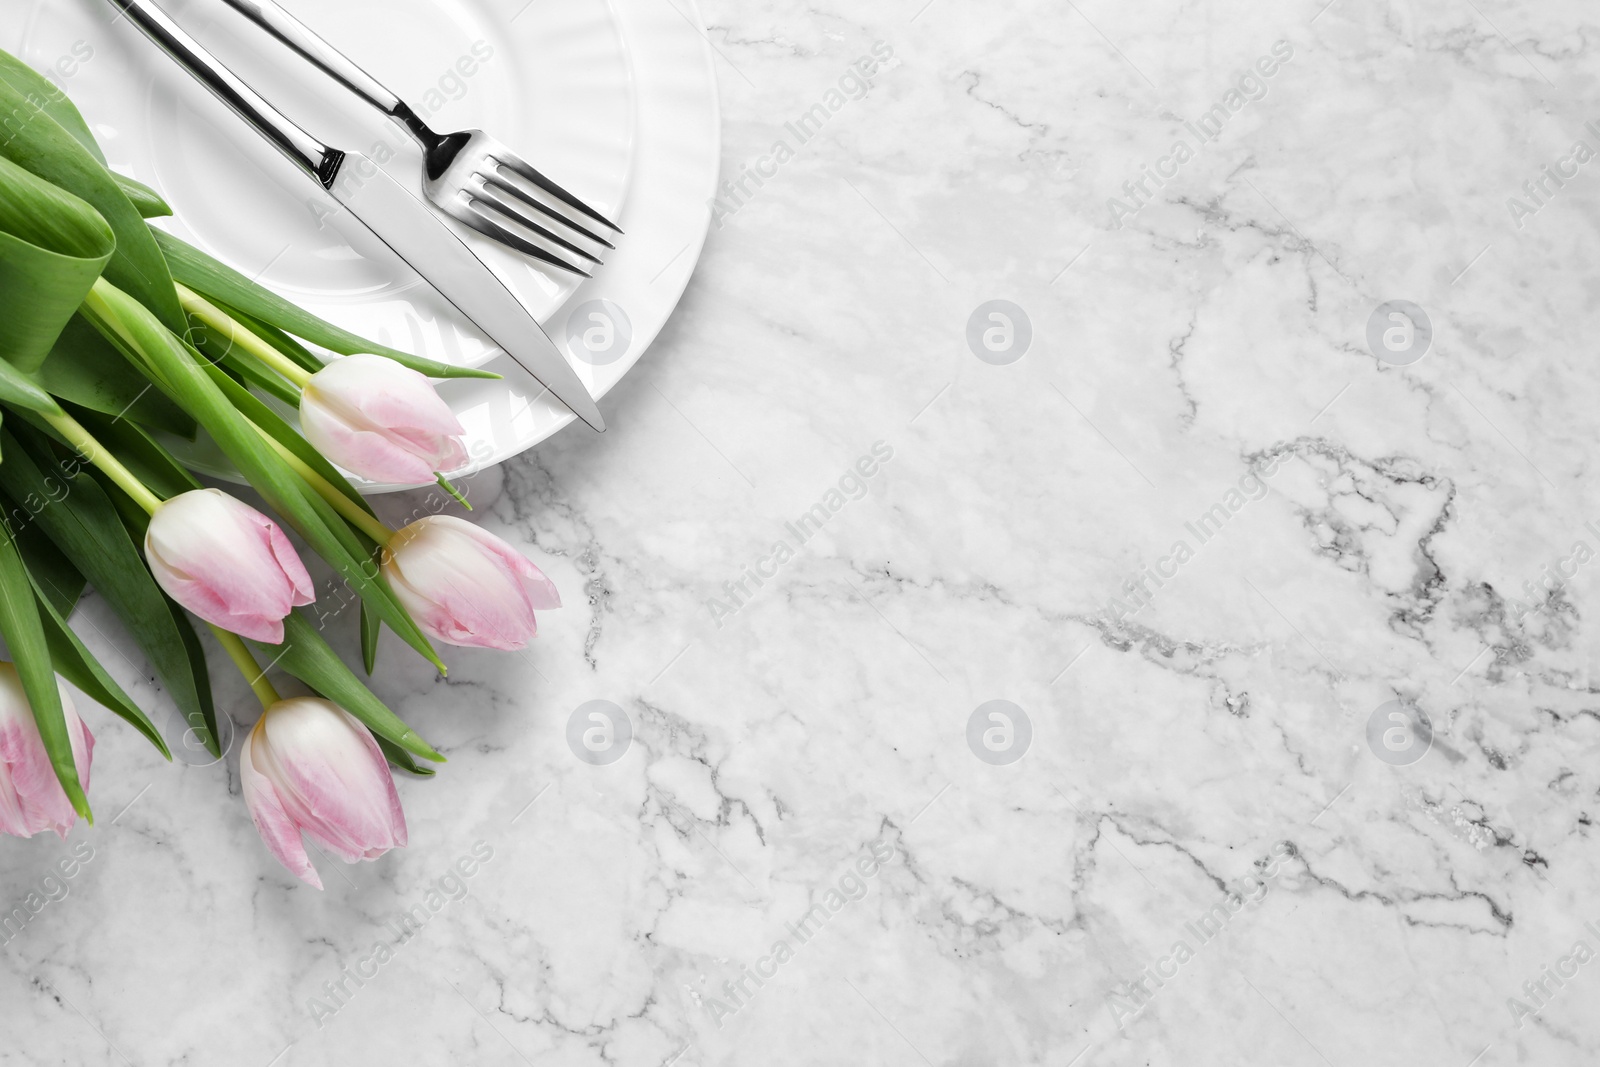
[217,0,623,278]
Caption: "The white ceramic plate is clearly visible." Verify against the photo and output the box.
[6,0,719,490]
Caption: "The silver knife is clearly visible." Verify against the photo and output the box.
[107,0,606,432]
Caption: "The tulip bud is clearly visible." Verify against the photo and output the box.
[300,354,468,484]
[239,697,407,889]
[382,516,560,651]
[144,489,315,644]
[0,663,93,840]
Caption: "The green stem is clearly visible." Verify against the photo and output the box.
[175,282,315,390]
[252,426,394,546]
[436,473,472,510]
[40,408,165,515]
[210,625,280,710]
[84,280,156,377]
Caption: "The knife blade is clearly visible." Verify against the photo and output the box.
[330,161,605,431]
[108,0,605,432]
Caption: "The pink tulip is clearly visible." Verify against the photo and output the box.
[0,663,93,840]
[144,489,315,644]
[239,697,407,889]
[382,515,560,651]
[300,354,468,484]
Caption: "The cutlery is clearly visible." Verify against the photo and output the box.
[219,0,622,278]
[107,0,606,433]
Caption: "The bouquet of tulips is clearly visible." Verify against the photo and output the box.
[0,50,558,887]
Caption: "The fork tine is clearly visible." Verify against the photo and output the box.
[491,150,624,235]
[459,199,593,278]
[477,176,611,257]
[480,169,616,250]
[474,188,604,266]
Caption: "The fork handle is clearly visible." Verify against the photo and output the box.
[217,0,418,130]
[107,0,344,188]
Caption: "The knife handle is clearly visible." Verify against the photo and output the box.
[216,0,405,119]
[107,0,345,189]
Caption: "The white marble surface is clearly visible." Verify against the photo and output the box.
[7,0,1600,1064]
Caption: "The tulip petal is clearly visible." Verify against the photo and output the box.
[0,722,33,838]
[299,706,407,857]
[382,516,562,650]
[435,433,470,475]
[65,703,93,828]
[0,671,87,839]
[241,722,323,889]
[387,544,536,651]
[258,699,406,864]
[514,561,561,612]
[301,403,440,484]
[142,566,288,643]
[446,517,562,610]
[0,761,27,838]
[266,522,316,607]
[0,713,78,839]
[345,384,465,439]
[145,490,307,641]
[300,355,467,484]
[315,355,465,438]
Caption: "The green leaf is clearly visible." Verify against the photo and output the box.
[152,229,501,380]
[38,314,195,437]
[0,49,103,163]
[29,577,170,759]
[359,597,379,675]
[85,466,153,543]
[14,519,85,616]
[0,517,88,818]
[0,354,63,416]
[0,153,113,374]
[255,609,443,762]
[0,76,184,334]
[0,424,218,754]
[85,283,446,673]
[165,591,217,754]
[114,173,171,219]
[376,734,435,776]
